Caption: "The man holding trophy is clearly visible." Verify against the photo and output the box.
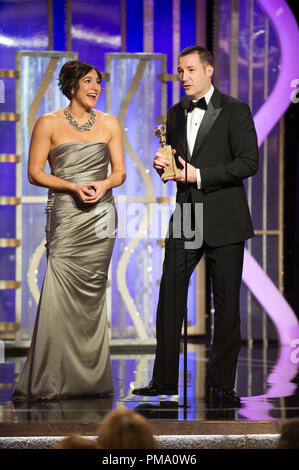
[132,46,259,405]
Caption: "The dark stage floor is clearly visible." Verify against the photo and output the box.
[0,343,298,448]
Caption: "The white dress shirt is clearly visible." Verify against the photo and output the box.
[186,84,214,189]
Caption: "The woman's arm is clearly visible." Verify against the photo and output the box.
[105,114,126,189]
[28,114,95,201]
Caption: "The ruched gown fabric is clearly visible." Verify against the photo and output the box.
[13,142,116,400]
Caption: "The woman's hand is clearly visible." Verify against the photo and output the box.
[71,183,98,203]
[81,180,109,203]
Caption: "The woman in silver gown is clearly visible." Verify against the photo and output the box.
[13,61,126,401]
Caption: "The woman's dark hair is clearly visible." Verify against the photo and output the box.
[58,60,102,100]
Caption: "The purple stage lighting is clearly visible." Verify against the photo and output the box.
[243,0,299,346]
[240,0,299,418]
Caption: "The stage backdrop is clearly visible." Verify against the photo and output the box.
[0,0,297,347]
[214,0,282,342]
[11,50,206,345]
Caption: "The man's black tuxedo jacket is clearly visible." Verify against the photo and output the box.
[166,87,259,247]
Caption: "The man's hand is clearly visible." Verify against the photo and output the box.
[153,149,175,175]
[163,156,197,183]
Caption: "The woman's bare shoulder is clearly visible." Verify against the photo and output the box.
[39,108,66,121]
[95,110,120,130]
[34,109,66,131]
[95,110,118,121]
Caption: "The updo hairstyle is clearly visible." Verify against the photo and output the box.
[58,60,102,100]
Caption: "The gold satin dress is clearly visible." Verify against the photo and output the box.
[13,142,116,400]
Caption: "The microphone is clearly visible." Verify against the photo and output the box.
[180,96,190,117]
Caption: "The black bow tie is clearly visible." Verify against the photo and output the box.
[188,97,208,112]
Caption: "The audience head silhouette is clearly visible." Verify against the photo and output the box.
[277,418,299,449]
[55,434,101,449]
[97,407,157,449]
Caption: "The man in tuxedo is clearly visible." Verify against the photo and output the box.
[132,46,259,405]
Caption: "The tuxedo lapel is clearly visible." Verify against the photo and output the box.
[190,88,223,162]
[176,107,188,161]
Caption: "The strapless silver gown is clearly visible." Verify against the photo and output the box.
[13,142,116,400]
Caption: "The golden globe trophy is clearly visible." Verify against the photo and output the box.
[154,125,180,180]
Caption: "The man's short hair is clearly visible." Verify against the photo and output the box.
[179,46,214,68]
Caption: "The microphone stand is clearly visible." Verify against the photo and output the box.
[176,96,189,415]
[183,105,188,414]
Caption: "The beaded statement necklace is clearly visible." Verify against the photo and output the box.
[64,106,96,133]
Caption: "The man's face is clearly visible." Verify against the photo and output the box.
[177,53,213,100]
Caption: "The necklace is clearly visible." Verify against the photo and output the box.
[64,106,96,132]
